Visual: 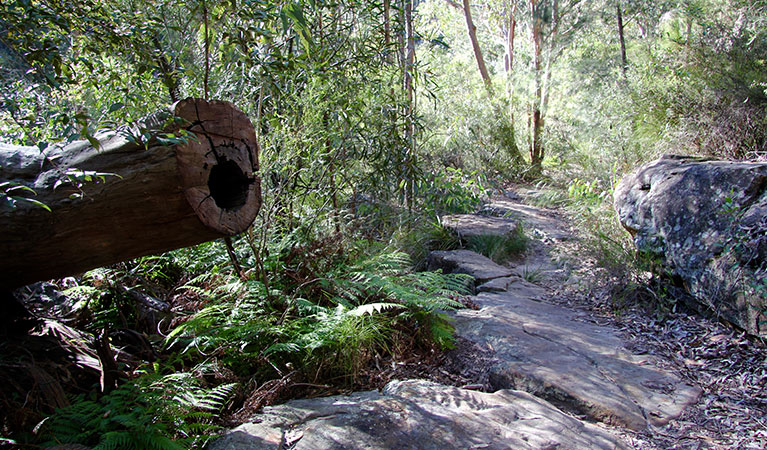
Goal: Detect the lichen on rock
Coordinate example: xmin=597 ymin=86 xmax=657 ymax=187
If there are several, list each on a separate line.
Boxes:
xmin=614 ymin=155 xmax=767 ymax=336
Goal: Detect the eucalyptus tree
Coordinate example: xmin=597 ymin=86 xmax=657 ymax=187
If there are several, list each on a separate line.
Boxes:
xmin=527 ymin=0 xmax=589 ymax=173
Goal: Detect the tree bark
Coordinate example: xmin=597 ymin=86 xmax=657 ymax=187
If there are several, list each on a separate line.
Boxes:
xmin=505 ymin=0 xmax=517 ymax=78
xmin=540 ymin=0 xmax=558 ymax=117
xmin=529 ymin=0 xmax=544 ymax=173
xmin=502 ymin=0 xmax=523 ymax=163
xmin=0 ymin=98 xmax=261 ymax=289
xmin=384 ymin=0 xmax=391 ymax=51
xmin=617 ymin=0 xmax=628 ymax=73
xmin=462 ymin=0 xmax=493 ymax=93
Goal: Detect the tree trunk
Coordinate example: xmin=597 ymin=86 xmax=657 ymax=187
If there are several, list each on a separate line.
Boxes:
xmin=403 ymin=0 xmax=416 ymax=210
xmin=540 ymin=0 xmax=558 ymax=116
xmin=617 ymin=0 xmax=628 ymax=73
xmin=505 ymin=0 xmax=517 ymax=80
xmin=384 ymin=0 xmax=391 ymax=50
xmin=462 ymin=0 xmax=493 ymax=93
xmin=503 ymin=0 xmax=522 ymax=163
xmin=0 ymin=98 xmax=261 ymax=289
xmin=529 ymin=0 xmax=544 ymax=173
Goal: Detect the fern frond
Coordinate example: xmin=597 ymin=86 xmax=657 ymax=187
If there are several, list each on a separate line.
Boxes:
xmin=94 ymin=431 xmax=132 ymax=450
xmin=348 ymin=302 xmax=402 ymax=316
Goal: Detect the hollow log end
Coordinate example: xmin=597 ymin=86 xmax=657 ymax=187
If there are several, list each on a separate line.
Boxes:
xmin=173 ymin=98 xmax=261 ymax=235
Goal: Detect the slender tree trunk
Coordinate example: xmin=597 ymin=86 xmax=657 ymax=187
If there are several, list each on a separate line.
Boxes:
xmin=529 ymin=0 xmax=544 ymax=173
xmin=540 ymin=0 xmax=558 ymax=116
xmin=505 ymin=0 xmax=518 ymax=115
xmin=384 ymin=0 xmax=392 ymax=61
xmin=617 ymin=0 xmax=628 ymax=74
xmin=503 ymin=0 xmax=522 ymax=162
xmin=505 ymin=1 xmax=517 ymax=79
xmin=403 ymin=0 xmax=416 ymax=210
xmin=152 ymin=36 xmax=180 ymax=102
xmin=202 ymin=0 xmax=210 ymax=100
xmin=462 ymin=0 xmax=493 ymax=93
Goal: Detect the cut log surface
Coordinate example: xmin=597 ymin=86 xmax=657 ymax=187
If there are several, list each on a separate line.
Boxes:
xmin=0 ymin=98 xmax=261 ymax=289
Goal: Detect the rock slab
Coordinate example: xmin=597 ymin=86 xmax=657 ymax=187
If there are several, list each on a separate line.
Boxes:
xmin=479 ymin=201 xmax=572 ymax=241
xmin=440 ymin=214 xmax=519 ymax=239
xmin=453 ymin=284 xmax=702 ymax=431
xmin=427 ymin=250 xmax=514 ymax=284
xmin=210 ymin=379 xmax=627 ymax=450
xmin=614 ymin=155 xmax=767 ymax=335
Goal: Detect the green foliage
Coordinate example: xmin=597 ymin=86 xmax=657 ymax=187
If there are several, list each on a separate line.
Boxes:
xmin=466 ymin=226 xmax=528 ymax=264
xmin=165 ymin=248 xmax=471 ymax=381
xmin=566 ymin=180 xmax=638 ymax=275
xmin=398 ymin=219 xmax=462 ymax=268
xmin=0 ymin=180 xmax=50 ymax=211
xmin=417 ymin=167 xmax=489 ymax=215
xmin=38 ymin=374 xmax=234 ymax=449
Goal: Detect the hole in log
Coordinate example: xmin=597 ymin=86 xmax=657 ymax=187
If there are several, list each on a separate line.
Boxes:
xmin=208 ymin=158 xmax=250 ymax=210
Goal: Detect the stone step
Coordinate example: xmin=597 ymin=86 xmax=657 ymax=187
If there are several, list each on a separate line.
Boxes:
xmin=478 ymin=201 xmax=572 ymax=241
xmin=427 ymin=249 xmax=514 ymax=285
xmin=440 ymin=213 xmax=519 ymax=239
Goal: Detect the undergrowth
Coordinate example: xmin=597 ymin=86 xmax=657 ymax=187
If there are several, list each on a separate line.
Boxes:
xmin=465 ymin=226 xmax=528 ymax=264
xmin=23 ymin=218 xmax=473 ymax=448
xmin=39 ymin=373 xmax=235 ymax=449
xmin=166 ymin=249 xmax=471 ymax=383
xmin=563 ymin=178 xmax=679 ymax=316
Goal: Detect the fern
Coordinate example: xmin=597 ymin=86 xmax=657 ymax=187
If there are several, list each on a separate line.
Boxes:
xmin=39 ymin=373 xmax=236 ymax=449
xmin=173 ymin=383 xmax=237 ymax=412
xmin=165 ymin=246 xmax=472 ymax=384
xmin=349 ymin=302 xmax=403 ymax=316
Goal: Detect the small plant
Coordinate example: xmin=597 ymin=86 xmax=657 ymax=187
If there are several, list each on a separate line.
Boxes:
xmin=466 ymin=226 xmax=528 ymax=264
xmin=521 ymin=265 xmax=544 ymax=283
xmin=526 ymin=182 xmax=569 ymax=208
xmin=1 ymin=179 xmax=50 ymax=211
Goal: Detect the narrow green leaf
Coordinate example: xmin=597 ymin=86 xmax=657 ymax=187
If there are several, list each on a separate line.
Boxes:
xmin=108 ymin=102 xmax=124 ymax=113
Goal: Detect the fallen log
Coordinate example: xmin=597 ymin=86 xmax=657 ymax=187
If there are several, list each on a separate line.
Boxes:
xmin=0 ymin=98 xmax=261 ymax=289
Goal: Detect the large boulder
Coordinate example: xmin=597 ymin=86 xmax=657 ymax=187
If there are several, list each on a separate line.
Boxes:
xmin=614 ymin=155 xmax=767 ymax=335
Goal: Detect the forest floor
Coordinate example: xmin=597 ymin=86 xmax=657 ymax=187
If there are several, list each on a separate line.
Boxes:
xmin=437 ymin=186 xmax=767 ymax=449
xmin=236 ymin=185 xmax=767 ymax=449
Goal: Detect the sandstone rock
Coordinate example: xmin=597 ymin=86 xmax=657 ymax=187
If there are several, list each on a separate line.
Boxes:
xmin=476 ymin=276 xmax=546 ymax=299
xmin=209 ymin=380 xmax=627 ymax=450
xmin=479 ymin=201 xmax=572 ymax=241
xmin=453 ymin=287 xmax=701 ymax=430
xmin=427 ymin=250 xmax=514 ymax=285
xmin=476 ymin=276 xmax=517 ymax=292
xmin=614 ymin=155 xmax=767 ymax=335
xmin=440 ymin=214 xmax=519 ymax=238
